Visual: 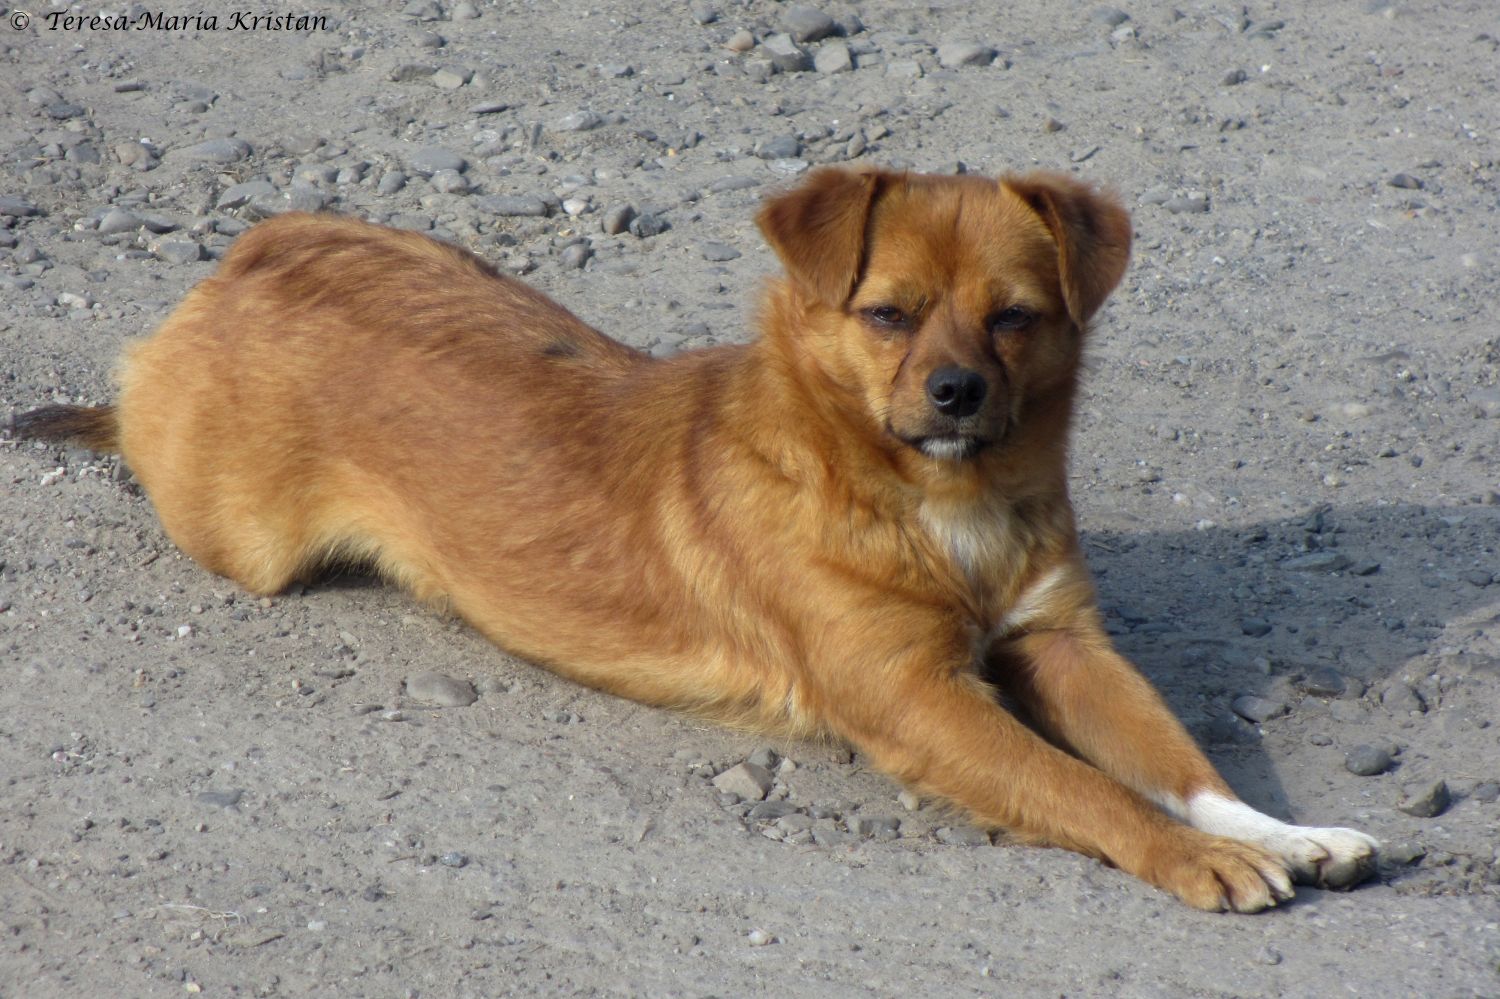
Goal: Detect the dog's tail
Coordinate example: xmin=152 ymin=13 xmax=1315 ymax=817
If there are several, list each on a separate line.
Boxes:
xmin=7 ymin=404 xmax=121 ymax=453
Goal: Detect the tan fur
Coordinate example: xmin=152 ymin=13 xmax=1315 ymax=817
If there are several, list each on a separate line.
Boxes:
xmin=21 ymin=168 xmax=1356 ymax=911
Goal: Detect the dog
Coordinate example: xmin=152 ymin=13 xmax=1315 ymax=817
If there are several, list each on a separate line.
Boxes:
xmin=11 ymin=167 xmax=1377 ymax=910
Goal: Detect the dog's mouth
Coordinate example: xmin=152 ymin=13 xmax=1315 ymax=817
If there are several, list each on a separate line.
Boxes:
xmin=906 ymin=434 xmax=990 ymax=462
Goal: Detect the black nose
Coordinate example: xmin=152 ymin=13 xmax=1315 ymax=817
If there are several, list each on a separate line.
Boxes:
xmin=925 ymin=366 xmax=987 ymax=419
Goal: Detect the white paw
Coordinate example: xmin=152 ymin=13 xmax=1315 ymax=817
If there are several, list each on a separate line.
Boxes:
xmin=1183 ymin=793 xmax=1380 ymax=890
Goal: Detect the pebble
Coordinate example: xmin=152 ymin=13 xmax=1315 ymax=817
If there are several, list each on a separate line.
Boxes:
xmin=377 ymin=171 xmax=408 ymax=196
xmin=847 ymin=815 xmax=900 ymax=839
xmin=96 ymin=208 xmax=142 ymax=235
xmin=1163 ymin=195 xmax=1210 ymax=214
xmin=762 ymin=33 xmax=813 ymax=73
xmin=0 ymin=196 xmax=41 ymax=217
xmin=814 ymin=40 xmax=854 ymax=74
xmin=748 ymin=800 xmax=798 ymax=820
xmin=602 ymin=204 xmax=637 ymax=235
xmin=558 ymin=242 xmax=591 ymax=269
xmin=701 ymin=241 xmax=741 ymax=262
xmin=478 ymin=194 xmax=550 ymax=217
xmin=217 ymin=180 xmax=277 ymax=209
xmin=628 ymin=212 xmax=668 ymax=238
xmin=1222 ymin=68 xmax=1249 ymax=85
xmin=429 ymin=169 xmax=470 ymax=194
xmin=936 ymin=826 xmax=992 ymax=847
xmin=1297 ymin=667 xmax=1348 ymax=698
xmin=1280 ymin=551 xmax=1351 ymax=573
xmin=708 ymin=175 xmax=759 ymax=194
xmin=438 ymin=851 xmax=468 ymax=868
xmin=1380 ymin=683 xmax=1426 ymax=715
xmin=1231 ymin=695 xmax=1287 ymax=724
xmin=390 ymin=63 xmax=438 ymax=83
xmin=1240 ymin=617 xmax=1272 ymax=638
xmin=152 ymin=240 xmax=204 ymax=264
xmin=937 ymin=42 xmax=996 ymax=68
xmin=176 ymin=138 xmax=252 ymax=164
xmin=431 ymin=66 xmax=472 ymax=90
xmin=1397 ymin=779 xmax=1450 ymax=818
xmin=897 ymin=790 xmax=920 ymax=812
xmin=690 ymin=2 xmax=718 ymax=25
xmin=114 ymin=141 xmax=157 ymax=170
xmin=746 ymin=747 xmax=780 ymax=770
xmin=757 ymin=134 xmax=801 ymax=159
xmin=1344 ymin=744 xmax=1393 ymax=776
xmin=406 ymin=146 xmax=467 ymax=176
xmin=1388 ymin=172 xmax=1424 ymax=190
xmin=746 ymin=929 xmax=774 ymax=947
xmin=782 ymin=5 xmax=836 ymax=43
xmin=1383 ymin=841 xmax=1425 ymax=865
xmin=556 ymin=110 xmax=604 ymax=132
xmin=404 ymin=671 xmax=478 ymax=707
xmin=725 ymin=30 xmax=755 ymax=53
xmin=196 ymin=788 xmax=244 ymax=809
xmin=1463 ymin=570 xmax=1493 ymax=588
xmin=711 ymin=762 xmax=774 ymax=801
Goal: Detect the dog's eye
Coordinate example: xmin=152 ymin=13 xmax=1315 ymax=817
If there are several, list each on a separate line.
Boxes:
xmin=866 ymin=305 xmax=908 ymax=328
xmin=988 ymin=306 xmax=1034 ymax=333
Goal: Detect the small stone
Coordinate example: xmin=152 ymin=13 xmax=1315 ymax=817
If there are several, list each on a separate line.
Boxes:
xmin=439 ymin=851 xmax=468 ymax=868
xmin=431 ymin=66 xmax=472 ymax=90
xmin=217 ymin=179 xmax=277 ymax=210
xmin=1349 ymin=561 xmax=1381 ymax=576
xmin=196 ymin=789 xmax=244 ymax=809
xmin=747 ymin=929 xmax=775 ymax=947
xmin=1383 ymin=841 xmax=1425 ymax=865
xmin=0 ymin=196 xmax=41 ymax=218
xmin=847 ymin=815 xmax=900 ymax=839
xmin=1463 ymin=570 xmax=1493 ymax=588
xmin=690 ymin=2 xmax=718 ymax=25
xmin=390 ymin=63 xmax=439 ymax=83
xmin=814 ymin=40 xmax=853 ymax=74
xmin=407 ymin=146 xmax=467 ymax=176
xmin=556 ymin=110 xmax=604 ymax=132
xmin=1344 ymin=745 xmax=1393 ymax=776
xmin=782 ymin=5 xmax=836 ymax=43
xmin=478 ymin=194 xmax=550 ymax=217
xmin=153 ymin=240 xmax=204 ymax=264
xmin=1281 ymin=551 xmax=1352 ymax=573
xmin=1232 ymin=695 xmax=1287 ymax=724
xmin=113 ymin=141 xmax=156 ymax=169
xmin=176 ymin=138 xmax=252 ymax=164
xmin=937 ymin=42 xmax=996 ymax=68
xmin=428 ymin=169 xmax=470 ymax=194
xmin=1222 ymin=68 xmax=1249 ymax=86
xmin=746 ymin=747 xmax=780 ymax=770
xmin=628 ymin=212 xmax=668 ymax=238
xmin=404 ymin=671 xmax=478 ymax=707
xmin=701 ymin=241 xmax=741 ymax=262
xmin=558 ymin=242 xmax=591 ymax=269
xmin=1471 ymin=781 xmax=1499 ymax=803
xmin=725 ymin=29 xmax=755 ymax=53
xmin=897 ymin=790 xmax=920 ymax=812
xmin=377 ymin=171 xmax=408 ymax=196
xmin=468 ymin=101 xmax=510 ymax=115
xmin=1388 ymin=172 xmax=1424 ymax=190
xmin=757 ymin=134 xmax=801 ymax=160
xmin=1297 ymin=668 xmax=1348 ymax=698
xmin=452 ymin=0 xmax=479 ymax=17
xmin=762 ymin=33 xmax=812 ymax=73
xmin=1240 ymin=617 xmax=1273 ymax=638
xmin=1163 ymin=194 xmax=1210 ymax=214
xmin=748 ymin=800 xmax=799 ymax=820
xmin=56 ymin=291 xmax=93 ymax=309
xmin=1397 ymin=779 xmax=1449 ymax=818
xmin=1380 ymin=683 xmax=1426 ymax=715
xmin=936 ymin=825 xmax=992 ymax=847
xmin=602 ymin=204 xmax=637 ymax=235
xmin=712 ymin=762 xmax=774 ymax=801
xmin=96 ymin=208 xmax=143 ymax=235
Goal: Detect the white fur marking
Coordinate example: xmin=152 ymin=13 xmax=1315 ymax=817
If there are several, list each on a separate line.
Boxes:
xmin=919 ymin=437 xmax=976 ymax=461
xmin=1185 ymin=791 xmax=1379 ymax=886
xmin=996 ymin=566 xmax=1069 ymax=637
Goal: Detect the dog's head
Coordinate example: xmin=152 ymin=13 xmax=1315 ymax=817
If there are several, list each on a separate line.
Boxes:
xmin=757 ymin=168 xmax=1130 ymax=466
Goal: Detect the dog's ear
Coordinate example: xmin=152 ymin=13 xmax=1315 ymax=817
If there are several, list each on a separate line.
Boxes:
xmin=756 ymin=167 xmax=885 ymax=306
xmin=1005 ymin=172 xmax=1132 ymax=326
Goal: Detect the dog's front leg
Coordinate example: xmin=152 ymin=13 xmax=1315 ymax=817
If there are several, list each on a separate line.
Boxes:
xmin=828 ymin=662 xmax=1292 ymax=912
xmin=993 ymin=626 xmax=1379 ymax=890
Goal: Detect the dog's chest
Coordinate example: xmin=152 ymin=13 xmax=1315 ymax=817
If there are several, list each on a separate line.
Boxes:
xmin=919 ymin=499 xmax=1033 ymax=616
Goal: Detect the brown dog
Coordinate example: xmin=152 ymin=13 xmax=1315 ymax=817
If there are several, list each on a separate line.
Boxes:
xmin=13 ymin=167 xmax=1377 ymax=910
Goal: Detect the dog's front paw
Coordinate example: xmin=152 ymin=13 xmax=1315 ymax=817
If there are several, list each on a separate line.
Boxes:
xmin=1141 ymin=829 xmax=1295 ymax=914
xmin=1270 ymin=825 xmax=1379 ymax=890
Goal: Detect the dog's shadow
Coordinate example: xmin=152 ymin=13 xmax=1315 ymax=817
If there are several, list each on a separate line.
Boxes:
xmin=1080 ymin=500 xmax=1500 ymax=821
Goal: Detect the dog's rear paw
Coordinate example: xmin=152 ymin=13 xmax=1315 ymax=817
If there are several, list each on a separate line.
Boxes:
xmin=1143 ymin=830 xmax=1294 ymax=914
xmin=1273 ymin=825 xmax=1379 ymax=890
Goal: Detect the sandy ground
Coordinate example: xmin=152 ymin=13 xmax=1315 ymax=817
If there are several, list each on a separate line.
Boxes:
xmin=3 ymin=1 xmax=1499 ymax=996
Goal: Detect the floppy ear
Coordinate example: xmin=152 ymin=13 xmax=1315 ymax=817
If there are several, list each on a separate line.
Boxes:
xmin=1004 ymin=172 xmax=1132 ymax=326
xmin=756 ymin=167 xmax=886 ymax=306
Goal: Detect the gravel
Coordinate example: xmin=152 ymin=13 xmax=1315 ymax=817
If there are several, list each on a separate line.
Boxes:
xmin=404 ymin=672 xmax=478 ymax=707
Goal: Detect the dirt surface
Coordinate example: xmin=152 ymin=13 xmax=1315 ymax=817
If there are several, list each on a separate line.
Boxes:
xmin=3 ymin=1 xmax=1500 ymax=995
